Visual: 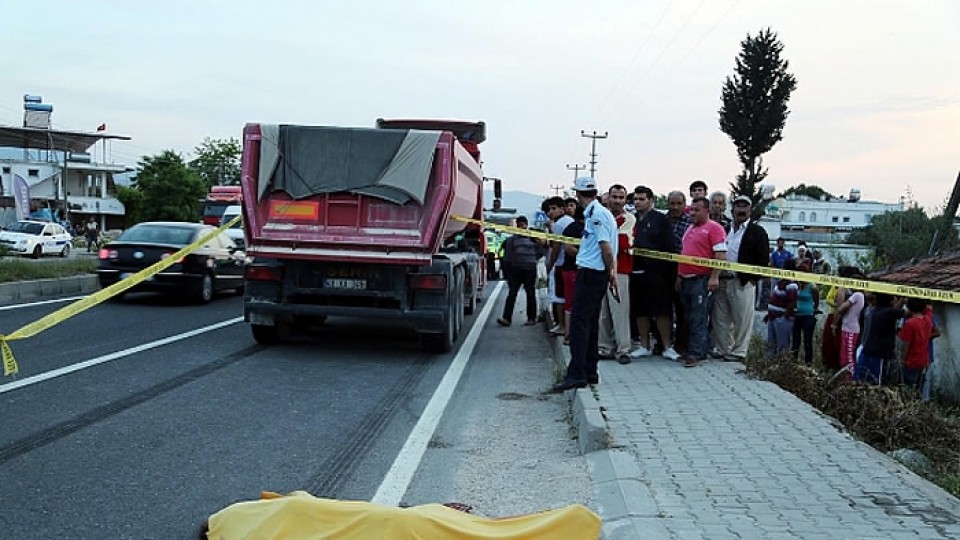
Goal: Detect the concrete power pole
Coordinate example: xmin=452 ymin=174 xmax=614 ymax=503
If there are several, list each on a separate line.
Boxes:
xmin=580 ymin=130 xmax=608 ymax=179
xmin=549 ymin=184 xmax=565 ymax=196
xmin=565 ymin=163 xmax=586 ymax=183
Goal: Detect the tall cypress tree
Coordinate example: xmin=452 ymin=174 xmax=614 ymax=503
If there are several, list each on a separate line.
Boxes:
xmin=719 ymin=28 xmax=797 ymax=219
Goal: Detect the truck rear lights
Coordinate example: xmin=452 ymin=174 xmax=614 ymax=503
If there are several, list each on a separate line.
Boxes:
xmin=408 ymin=274 xmax=446 ymax=290
xmin=269 ymin=200 xmax=319 ymax=221
xmin=246 ymin=265 xmax=283 ymax=282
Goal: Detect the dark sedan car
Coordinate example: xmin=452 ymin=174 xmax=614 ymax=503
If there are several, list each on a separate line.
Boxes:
xmin=96 ymin=222 xmax=245 ymax=303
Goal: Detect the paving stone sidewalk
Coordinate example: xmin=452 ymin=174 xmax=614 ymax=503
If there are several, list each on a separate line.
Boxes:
xmin=573 ymin=355 xmax=960 ymax=539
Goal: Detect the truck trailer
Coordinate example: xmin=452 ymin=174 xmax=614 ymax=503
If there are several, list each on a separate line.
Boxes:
xmin=240 ymin=120 xmax=487 ymax=352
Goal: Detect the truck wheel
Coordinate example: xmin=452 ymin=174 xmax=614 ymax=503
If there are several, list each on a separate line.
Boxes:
xmin=464 ymin=267 xmax=477 ymax=315
xmin=251 ymin=324 xmax=280 ymax=345
xmin=421 ymin=299 xmax=455 ymax=353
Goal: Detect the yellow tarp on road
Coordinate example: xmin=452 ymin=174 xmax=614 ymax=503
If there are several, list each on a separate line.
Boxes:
xmin=207 ymin=491 xmax=601 ymax=540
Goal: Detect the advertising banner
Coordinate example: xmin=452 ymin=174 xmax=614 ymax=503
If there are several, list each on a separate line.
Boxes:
xmin=13 ymin=174 xmax=30 ymax=220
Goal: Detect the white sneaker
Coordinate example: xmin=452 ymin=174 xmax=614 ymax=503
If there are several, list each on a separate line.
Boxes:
xmin=549 ymin=324 xmax=562 ymax=335
xmin=631 ymin=339 xmax=643 ymax=349
xmin=662 ymin=347 xmax=681 ymax=361
xmin=630 ymin=345 xmax=652 ymax=359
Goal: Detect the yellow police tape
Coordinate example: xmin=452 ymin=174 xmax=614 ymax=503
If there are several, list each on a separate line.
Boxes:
xmin=1 ymin=216 xmax=242 ymax=377
xmin=453 ymin=215 xmax=960 ymax=305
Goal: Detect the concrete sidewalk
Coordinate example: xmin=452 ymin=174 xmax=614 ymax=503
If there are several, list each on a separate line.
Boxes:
xmin=552 ymin=340 xmax=960 ymax=539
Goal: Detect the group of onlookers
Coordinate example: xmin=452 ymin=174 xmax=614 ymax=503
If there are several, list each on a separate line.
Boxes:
xmin=492 ymin=178 xmax=939 ymax=395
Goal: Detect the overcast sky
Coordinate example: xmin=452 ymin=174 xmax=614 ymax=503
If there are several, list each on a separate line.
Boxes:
xmin=3 ymin=0 xmax=957 ymax=211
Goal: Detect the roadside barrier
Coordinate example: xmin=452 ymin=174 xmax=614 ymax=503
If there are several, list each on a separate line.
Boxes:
xmin=451 ymin=215 xmax=960 ymax=305
xmin=1 ymin=216 xmax=242 ymax=377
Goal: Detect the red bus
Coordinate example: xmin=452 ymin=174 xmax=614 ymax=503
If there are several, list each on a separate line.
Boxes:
xmin=201 ymin=185 xmax=242 ymax=226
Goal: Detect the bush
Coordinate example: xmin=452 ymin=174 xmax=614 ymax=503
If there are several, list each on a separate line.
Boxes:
xmin=744 ymin=334 xmax=960 ymax=497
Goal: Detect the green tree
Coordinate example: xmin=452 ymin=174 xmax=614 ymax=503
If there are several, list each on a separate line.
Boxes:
xmin=719 ymin=28 xmax=797 ymax=219
xmin=777 ymin=183 xmax=836 ymax=201
xmin=115 ymin=185 xmax=145 ymax=227
xmin=190 ymin=137 xmax=241 ymax=189
xmin=847 ymin=207 xmax=959 ymax=265
xmin=135 ymin=150 xmax=207 ymax=222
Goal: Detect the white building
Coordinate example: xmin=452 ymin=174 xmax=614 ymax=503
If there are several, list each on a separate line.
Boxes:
xmin=765 ymin=189 xmax=904 ymax=243
xmin=0 ymin=96 xmax=132 ymax=232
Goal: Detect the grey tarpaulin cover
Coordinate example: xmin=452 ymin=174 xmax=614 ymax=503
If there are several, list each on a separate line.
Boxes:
xmin=257 ymin=125 xmax=441 ymax=205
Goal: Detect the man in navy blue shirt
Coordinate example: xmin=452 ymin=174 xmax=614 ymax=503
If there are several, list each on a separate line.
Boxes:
xmin=553 ymin=177 xmax=618 ymax=392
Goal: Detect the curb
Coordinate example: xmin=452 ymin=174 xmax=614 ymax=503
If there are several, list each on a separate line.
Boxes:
xmin=0 ymin=275 xmax=99 ymax=305
xmin=548 ymin=333 xmax=609 ymax=455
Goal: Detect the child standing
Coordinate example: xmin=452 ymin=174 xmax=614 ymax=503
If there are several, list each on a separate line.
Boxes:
xmin=834 ymin=281 xmax=865 ymax=380
xmin=898 ymin=298 xmax=934 ymax=390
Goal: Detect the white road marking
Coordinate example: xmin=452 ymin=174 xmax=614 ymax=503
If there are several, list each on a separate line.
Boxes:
xmin=372 ymin=280 xmax=504 ymax=506
xmin=0 ymin=296 xmax=88 ymax=311
xmin=0 ymin=317 xmax=243 ymax=395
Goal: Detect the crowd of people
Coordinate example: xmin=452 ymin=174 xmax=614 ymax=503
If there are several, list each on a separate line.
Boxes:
xmin=490 ymin=178 xmax=939 ymax=396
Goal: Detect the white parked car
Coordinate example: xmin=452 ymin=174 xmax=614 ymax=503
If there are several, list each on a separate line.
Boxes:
xmin=0 ymin=220 xmax=73 ymax=258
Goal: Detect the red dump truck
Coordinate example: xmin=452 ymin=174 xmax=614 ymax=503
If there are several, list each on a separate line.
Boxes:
xmin=240 ymin=119 xmax=488 ymax=352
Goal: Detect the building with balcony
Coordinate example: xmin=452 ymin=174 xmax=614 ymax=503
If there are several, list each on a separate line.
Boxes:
xmin=0 ymin=95 xmax=132 ymax=233
xmin=763 ymin=189 xmax=904 ymax=243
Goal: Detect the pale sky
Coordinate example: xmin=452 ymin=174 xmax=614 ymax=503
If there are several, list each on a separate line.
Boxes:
xmin=3 ymin=0 xmax=957 ymax=211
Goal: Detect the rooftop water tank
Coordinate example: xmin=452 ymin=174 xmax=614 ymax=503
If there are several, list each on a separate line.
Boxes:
xmin=848 ymin=189 xmax=861 ymax=202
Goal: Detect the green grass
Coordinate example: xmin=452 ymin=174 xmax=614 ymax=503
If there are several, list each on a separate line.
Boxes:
xmin=0 ymin=258 xmax=97 ymax=283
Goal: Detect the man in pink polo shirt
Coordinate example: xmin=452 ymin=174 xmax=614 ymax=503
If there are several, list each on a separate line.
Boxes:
xmin=675 ymin=197 xmax=727 ymax=367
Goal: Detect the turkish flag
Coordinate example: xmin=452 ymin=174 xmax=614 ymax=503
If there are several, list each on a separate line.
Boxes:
xmin=96 ymin=123 xmax=106 ymax=131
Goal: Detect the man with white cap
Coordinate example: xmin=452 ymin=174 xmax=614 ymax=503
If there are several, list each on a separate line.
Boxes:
xmin=553 ymin=177 xmax=619 ymax=392
xmin=711 ymin=194 xmax=770 ymax=361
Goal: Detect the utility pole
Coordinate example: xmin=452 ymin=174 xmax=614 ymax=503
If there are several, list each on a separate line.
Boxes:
xmin=580 ymin=130 xmax=608 ymax=179
xmin=565 ymin=163 xmax=586 ymax=183
xmin=550 ymin=184 xmax=565 ymax=197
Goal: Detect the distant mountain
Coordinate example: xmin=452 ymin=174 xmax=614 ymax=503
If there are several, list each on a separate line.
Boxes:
xmin=482 ymin=190 xmax=548 ymax=219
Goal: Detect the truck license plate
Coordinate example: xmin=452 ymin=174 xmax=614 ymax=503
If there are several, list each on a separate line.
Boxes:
xmin=324 ymin=278 xmax=367 ymax=290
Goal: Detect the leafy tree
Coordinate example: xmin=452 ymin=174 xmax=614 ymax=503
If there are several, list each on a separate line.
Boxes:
xmin=190 ymin=137 xmax=241 ymax=188
xmin=719 ymin=28 xmax=797 ymax=219
xmin=115 ymin=185 xmax=145 ymax=227
xmin=847 ymin=207 xmax=958 ymax=265
xmin=135 ymin=150 xmax=207 ymax=222
xmin=777 ymin=184 xmax=836 ymax=201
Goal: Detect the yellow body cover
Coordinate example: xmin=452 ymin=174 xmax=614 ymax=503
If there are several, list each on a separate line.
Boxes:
xmin=207 ymin=491 xmax=600 ymax=540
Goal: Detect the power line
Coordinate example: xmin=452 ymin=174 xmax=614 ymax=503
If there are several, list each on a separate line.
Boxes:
xmin=565 ymin=163 xmax=586 ymax=184
xmin=580 ymin=131 xmax=608 ymax=179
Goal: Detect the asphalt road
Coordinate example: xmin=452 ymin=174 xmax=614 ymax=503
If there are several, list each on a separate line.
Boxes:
xmin=0 ymin=289 xmax=468 ymax=538
xmin=0 ymin=283 xmax=589 ymax=538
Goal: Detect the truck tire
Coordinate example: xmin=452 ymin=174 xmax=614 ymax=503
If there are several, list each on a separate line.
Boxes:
xmin=251 ymin=324 xmax=280 ymax=345
xmin=464 ymin=266 xmax=477 ymax=315
xmin=421 ymin=280 xmax=456 ymax=353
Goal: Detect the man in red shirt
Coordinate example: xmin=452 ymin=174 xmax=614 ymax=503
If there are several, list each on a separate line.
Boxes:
xmin=898 ymin=297 xmax=933 ymax=390
xmin=675 ymin=197 xmax=727 ymax=367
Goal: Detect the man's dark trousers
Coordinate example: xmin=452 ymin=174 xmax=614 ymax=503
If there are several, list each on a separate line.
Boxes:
xmin=564 ymin=268 xmax=608 ymax=384
xmin=502 ymin=265 xmax=537 ymax=323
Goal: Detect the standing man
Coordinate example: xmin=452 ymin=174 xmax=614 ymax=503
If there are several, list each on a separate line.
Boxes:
xmin=554 ymin=177 xmax=618 ymax=392
xmin=497 ymin=216 xmax=543 ymax=326
xmin=711 ymin=195 xmax=769 ymax=362
xmin=689 ymin=180 xmax=708 ymax=201
xmin=770 ymin=237 xmax=792 ymax=270
xmin=666 ymin=191 xmax=691 ymax=353
xmin=85 ymin=217 xmax=100 ymax=252
xmin=709 ymin=191 xmax=732 ymax=230
xmin=630 ymin=186 xmax=681 ymax=360
xmin=676 ymin=197 xmax=727 ymax=368
xmin=598 ymin=184 xmax=636 ymax=364
xmin=544 ymin=197 xmax=573 ymax=336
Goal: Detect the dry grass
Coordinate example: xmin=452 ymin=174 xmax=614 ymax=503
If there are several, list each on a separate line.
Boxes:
xmin=743 ymin=334 xmax=960 ymax=497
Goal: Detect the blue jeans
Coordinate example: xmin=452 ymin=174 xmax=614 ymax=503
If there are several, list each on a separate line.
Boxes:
xmin=564 ymin=268 xmax=607 ymax=384
xmin=766 ymin=315 xmax=793 ymax=358
xmin=680 ymin=275 xmax=710 ymax=360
